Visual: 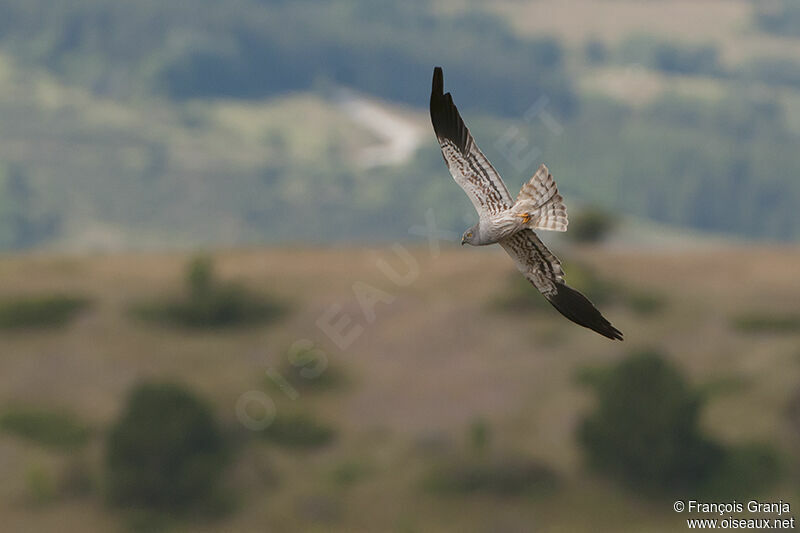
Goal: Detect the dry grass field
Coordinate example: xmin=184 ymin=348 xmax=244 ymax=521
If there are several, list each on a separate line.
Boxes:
xmin=0 ymin=244 xmax=798 ymax=531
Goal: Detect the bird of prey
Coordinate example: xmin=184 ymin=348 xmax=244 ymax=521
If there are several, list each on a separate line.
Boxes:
xmin=430 ymin=67 xmax=623 ymax=340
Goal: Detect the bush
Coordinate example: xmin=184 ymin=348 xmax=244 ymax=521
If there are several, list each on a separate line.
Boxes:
xmin=25 ymin=463 xmax=57 ymax=505
xmin=731 ymin=312 xmax=800 ymax=334
xmin=426 ymin=455 xmax=558 ymax=496
xmin=467 ymin=418 xmax=491 ymax=455
xmin=702 ymin=444 xmax=781 ymax=499
xmin=566 ymin=208 xmax=617 ymax=244
xmin=0 ymin=295 xmax=89 ymax=329
xmin=0 ymin=407 xmax=90 ymax=450
xmin=105 ymin=382 xmax=228 ymax=511
xmin=133 ymin=256 xmax=285 ymax=329
xmin=270 ymin=343 xmax=346 ymax=393
xmin=626 ymin=290 xmax=666 ymax=316
xmin=579 ymin=351 xmax=781 ymax=496
xmin=787 ymin=388 xmax=800 ymax=439
xmin=260 ymin=413 xmax=335 ymax=450
xmin=579 ymin=351 xmax=723 ymax=492
xmin=330 ymin=460 xmax=372 ymax=487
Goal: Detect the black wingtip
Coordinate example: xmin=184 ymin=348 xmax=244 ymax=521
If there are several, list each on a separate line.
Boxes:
xmin=546 ymin=283 xmax=624 ymax=341
xmin=429 ymin=66 xmax=470 ymax=154
xmin=432 ymin=66 xmax=444 ymax=97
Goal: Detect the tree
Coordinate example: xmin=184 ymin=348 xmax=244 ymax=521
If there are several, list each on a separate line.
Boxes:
xmin=579 ymin=351 xmax=722 ymax=492
xmin=105 ymin=382 xmax=228 ymax=511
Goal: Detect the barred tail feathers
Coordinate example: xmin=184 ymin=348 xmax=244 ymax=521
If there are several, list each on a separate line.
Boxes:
xmin=514 ymin=164 xmax=568 ymax=232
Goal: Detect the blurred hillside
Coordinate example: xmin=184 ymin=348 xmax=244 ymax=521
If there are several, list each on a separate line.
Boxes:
xmin=1 ymin=0 xmax=800 ymax=250
xmin=0 ymin=245 xmax=799 ymax=531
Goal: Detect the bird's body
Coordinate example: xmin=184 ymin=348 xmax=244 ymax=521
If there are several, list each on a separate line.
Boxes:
xmin=465 ymin=210 xmax=527 ymax=246
xmin=463 ymin=164 xmax=569 ymax=246
xmin=430 ymin=66 xmax=623 ymax=340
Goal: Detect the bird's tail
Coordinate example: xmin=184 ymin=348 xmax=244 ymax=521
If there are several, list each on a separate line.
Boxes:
xmin=512 ymin=164 xmax=568 ymax=232
xmin=545 ymin=282 xmax=624 ymax=340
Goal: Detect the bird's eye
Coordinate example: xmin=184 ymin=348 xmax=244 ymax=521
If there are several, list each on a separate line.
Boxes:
xmin=467 ymin=232 xmax=473 ymax=238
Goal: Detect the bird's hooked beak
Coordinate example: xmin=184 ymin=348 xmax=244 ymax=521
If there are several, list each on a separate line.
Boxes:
xmin=461 ymin=235 xmax=466 ymax=246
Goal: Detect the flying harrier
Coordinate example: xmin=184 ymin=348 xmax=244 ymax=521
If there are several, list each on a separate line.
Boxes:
xmin=430 ymin=67 xmax=623 ymax=340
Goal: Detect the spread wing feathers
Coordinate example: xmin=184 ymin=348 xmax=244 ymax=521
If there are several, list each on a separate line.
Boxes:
xmin=430 ymin=67 xmax=513 ymax=217
xmin=500 ymin=230 xmax=624 ymax=340
xmin=516 ymin=164 xmax=568 ymax=232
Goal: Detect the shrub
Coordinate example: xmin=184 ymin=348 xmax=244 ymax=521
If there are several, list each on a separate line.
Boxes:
xmin=0 ymin=295 xmax=89 ymax=329
xmin=787 ymin=387 xmax=800 ymax=438
xmin=579 ymin=351 xmax=723 ymax=492
xmin=23 ymin=457 xmax=95 ymax=505
xmin=566 ymin=208 xmax=617 ymax=244
xmin=271 ymin=347 xmax=346 ymax=393
xmin=59 ymin=456 xmax=94 ymax=498
xmin=260 ymin=413 xmax=335 ymax=450
xmin=467 ymin=418 xmax=491 ymax=455
xmin=731 ymin=312 xmax=800 ymax=334
xmin=626 ymin=290 xmax=666 ymax=316
xmin=105 ymin=382 xmax=228 ymax=511
xmin=0 ymin=407 xmax=90 ymax=450
xmin=702 ymin=444 xmax=781 ymax=499
xmin=579 ymin=351 xmax=781 ymax=496
xmin=330 ymin=460 xmax=371 ymax=487
xmin=133 ymin=256 xmax=285 ymax=329
xmin=25 ymin=463 xmax=57 ymax=505
xmin=426 ymin=455 xmax=558 ymax=496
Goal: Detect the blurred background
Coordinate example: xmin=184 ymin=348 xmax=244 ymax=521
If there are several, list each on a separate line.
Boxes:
xmin=0 ymin=0 xmax=799 ymax=531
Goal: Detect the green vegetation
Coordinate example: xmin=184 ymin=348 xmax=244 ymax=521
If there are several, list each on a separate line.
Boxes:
xmin=0 ymin=244 xmax=797 ymax=530
xmin=133 ymin=256 xmax=285 ymax=329
xmin=25 ymin=463 xmax=57 ymax=505
xmin=0 ymin=2 xmax=798 ymax=247
xmin=753 ymin=1 xmax=800 ymax=37
xmin=467 ymin=418 xmax=491 ymax=455
xmin=566 ymin=208 xmax=617 ymax=244
xmin=731 ymin=312 xmax=800 ymax=334
xmin=0 ymin=294 xmax=89 ymax=329
xmin=579 ymin=351 xmax=722 ymax=491
xmin=616 ymin=35 xmax=721 ymax=76
xmin=330 ymin=460 xmax=372 ymax=488
xmin=579 ymin=351 xmax=780 ymax=496
xmin=702 ymin=444 xmax=781 ymax=499
xmin=426 ymin=455 xmax=558 ymax=496
xmin=105 ymin=382 xmax=228 ymax=511
xmin=273 ymin=345 xmax=346 ymax=393
xmin=625 ymin=290 xmax=666 ymax=316
xmin=22 ymin=457 xmax=93 ymax=505
xmin=260 ymin=412 xmax=335 ymax=450
xmin=0 ymin=0 xmax=572 ymax=117
xmin=0 ymin=407 xmax=90 ymax=450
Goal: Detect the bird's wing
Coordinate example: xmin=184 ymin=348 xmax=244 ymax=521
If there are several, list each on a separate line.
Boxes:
xmin=500 ymin=230 xmax=624 ymax=340
xmin=430 ymin=67 xmax=513 ymax=218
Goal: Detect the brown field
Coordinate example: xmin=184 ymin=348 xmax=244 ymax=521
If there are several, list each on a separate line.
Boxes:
xmin=0 ymin=245 xmax=799 ymax=531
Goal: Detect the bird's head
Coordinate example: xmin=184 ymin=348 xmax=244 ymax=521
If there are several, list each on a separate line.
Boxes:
xmin=461 ymin=228 xmax=477 ymax=246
